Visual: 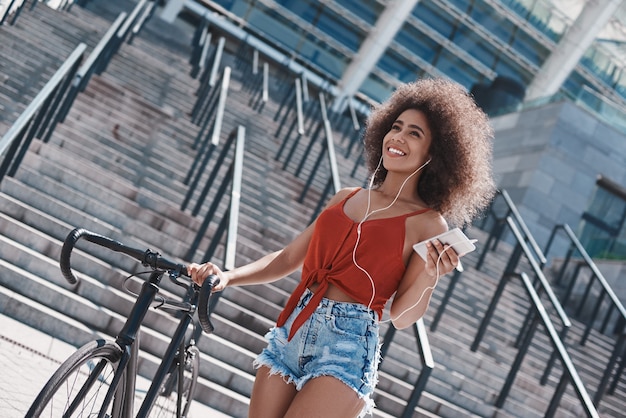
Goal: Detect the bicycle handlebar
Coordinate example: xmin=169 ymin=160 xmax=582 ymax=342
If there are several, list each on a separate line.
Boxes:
xmin=60 ymin=227 xmax=219 ymax=334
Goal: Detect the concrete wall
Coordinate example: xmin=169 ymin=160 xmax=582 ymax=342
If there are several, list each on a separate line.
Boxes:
xmin=490 ymin=100 xmax=626 ymax=260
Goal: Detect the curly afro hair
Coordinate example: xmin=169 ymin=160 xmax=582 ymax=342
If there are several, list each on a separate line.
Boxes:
xmin=362 ymin=78 xmax=496 ymax=227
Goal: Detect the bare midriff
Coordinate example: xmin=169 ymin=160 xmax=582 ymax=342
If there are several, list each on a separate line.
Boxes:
xmin=308 ymin=282 xmax=360 ymax=304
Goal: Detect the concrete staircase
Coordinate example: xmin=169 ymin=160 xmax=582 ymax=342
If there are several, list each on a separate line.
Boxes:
xmin=0 ymin=2 xmax=623 ymax=417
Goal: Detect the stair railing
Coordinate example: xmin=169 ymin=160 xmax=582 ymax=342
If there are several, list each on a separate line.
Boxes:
xmin=113 ymin=0 xmax=148 ymax=45
xmin=544 ymin=223 xmax=626 ymax=405
xmin=432 ymin=188 xmax=550 ymax=332
xmin=126 ymin=0 xmax=157 ymax=44
xmin=184 ymin=66 xmax=231 ymax=205
xmin=471 ymin=208 xmax=572 ymax=383
xmin=57 ymin=12 xmax=128 ymax=122
xmin=273 ymin=77 xmax=306 ymax=145
xmin=379 ymin=319 xmax=434 ymax=418
xmin=190 ymin=36 xmax=226 ymax=126
xmin=239 ymin=51 xmax=270 ymax=113
xmin=303 ymin=93 xmax=342 ymax=222
xmin=473 ymin=217 xmax=598 ymax=417
xmin=0 ymin=0 xmax=26 ymax=25
xmin=184 ymin=125 xmax=245 ymax=265
xmin=477 ymin=189 xmax=547 ymax=269
xmin=0 ymin=43 xmax=86 ymax=185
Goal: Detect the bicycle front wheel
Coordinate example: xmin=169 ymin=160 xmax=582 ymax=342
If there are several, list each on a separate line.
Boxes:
xmin=148 ymin=345 xmax=200 ymax=417
xmin=26 ymin=339 xmax=127 ymax=418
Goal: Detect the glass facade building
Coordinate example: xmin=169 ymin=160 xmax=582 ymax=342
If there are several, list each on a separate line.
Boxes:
xmin=203 ymin=0 xmax=626 ymax=109
xmin=193 ymin=0 xmax=626 ymax=258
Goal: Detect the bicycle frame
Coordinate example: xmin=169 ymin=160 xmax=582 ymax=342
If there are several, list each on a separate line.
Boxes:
xmin=92 ymin=268 xmax=200 ymax=418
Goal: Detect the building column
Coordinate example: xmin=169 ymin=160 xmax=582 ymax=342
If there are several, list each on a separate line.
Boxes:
xmin=160 ymin=0 xmax=185 ymax=23
xmin=525 ymin=0 xmax=623 ymax=102
xmin=332 ymin=0 xmax=419 ymax=110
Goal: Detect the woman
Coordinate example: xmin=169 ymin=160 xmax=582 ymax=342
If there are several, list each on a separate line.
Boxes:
xmin=189 ymin=77 xmax=495 ymax=417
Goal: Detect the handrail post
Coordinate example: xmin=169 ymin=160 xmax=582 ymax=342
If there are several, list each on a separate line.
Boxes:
xmin=496 ymin=300 xmax=539 ymax=407
xmin=471 ymin=269 xmax=514 ymax=352
xmin=0 ymin=44 xmax=86 ymax=184
xmin=379 ymin=319 xmax=434 ymax=418
xmin=430 ymin=269 xmax=462 ymax=332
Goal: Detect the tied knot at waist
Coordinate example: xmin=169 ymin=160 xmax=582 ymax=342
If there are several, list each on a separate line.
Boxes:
xmin=276 ymin=268 xmax=331 ymax=341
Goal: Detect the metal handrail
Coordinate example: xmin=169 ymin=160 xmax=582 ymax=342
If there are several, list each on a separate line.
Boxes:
xmin=57 ymin=12 xmax=128 ymax=123
xmin=127 ymin=0 xmax=156 ymax=44
xmin=516 ymin=271 xmax=599 ymax=418
xmin=0 ymin=0 xmax=28 ymax=26
xmin=274 ymin=77 xmax=305 ymax=144
xmin=115 ymin=0 xmax=147 ymax=43
xmin=544 ymin=223 xmax=626 ymax=404
xmin=184 ymin=67 xmax=232 ymax=210
xmin=379 ymin=319 xmax=434 ymax=418
xmin=477 ymin=189 xmax=547 ymax=269
xmin=472 ymin=217 xmax=596 ymax=417
xmin=185 ymin=126 xmax=245 ymax=264
xmin=434 ymin=189 xmax=559 ymax=334
xmin=0 ymin=44 xmax=86 ymax=183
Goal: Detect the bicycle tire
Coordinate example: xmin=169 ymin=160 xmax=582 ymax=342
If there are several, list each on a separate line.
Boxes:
xmin=147 ymin=345 xmax=200 ymax=417
xmin=26 ymin=339 xmax=127 ymax=418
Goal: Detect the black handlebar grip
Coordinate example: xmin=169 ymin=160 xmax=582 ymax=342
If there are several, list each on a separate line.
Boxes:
xmin=197 ymin=275 xmax=220 ymax=334
xmin=59 ymin=227 xmax=87 ymax=285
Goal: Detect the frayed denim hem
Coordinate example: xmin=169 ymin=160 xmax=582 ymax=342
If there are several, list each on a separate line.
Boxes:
xmin=253 ymin=353 xmax=377 ymax=417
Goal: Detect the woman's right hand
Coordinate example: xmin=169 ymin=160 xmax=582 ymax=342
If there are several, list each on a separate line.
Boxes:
xmin=188 ymin=262 xmax=228 ymax=292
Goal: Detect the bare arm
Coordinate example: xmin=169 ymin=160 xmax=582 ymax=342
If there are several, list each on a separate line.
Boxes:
xmin=188 ymin=187 xmax=358 ymax=290
xmin=390 ymin=236 xmax=461 ymax=329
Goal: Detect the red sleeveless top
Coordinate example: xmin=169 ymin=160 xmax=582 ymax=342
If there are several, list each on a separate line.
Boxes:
xmin=276 ymin=188 xmax=429 ymax=340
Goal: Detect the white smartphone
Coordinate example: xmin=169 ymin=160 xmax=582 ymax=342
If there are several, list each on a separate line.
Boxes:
xmin=412 ymin=227 xmax=478 ymax=262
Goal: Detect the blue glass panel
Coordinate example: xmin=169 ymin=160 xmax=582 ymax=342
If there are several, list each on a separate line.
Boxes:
xmin=246 ymin=7 xmax=302 ymax=51
xmin=511 ymin=30 xmax=548 ymax=66
xmin=297 ymin=33 xmax=348 ymax=79
xmin=315 ymin=8 xmax=364 ymax=52
xmin=434 ymin=50 xmax=482 ymax=90
xmin=210 ymin=0 xmax=249 ymax=14
xmin=361 ymin=73 xmax=394 ymax=103
xmin=378 ymin=49 xmax=420 ymax=83
xmin=448 ymin=0 xmax=471 ymax=13
xmin=452 ymin=25 xmax=497 ymax=68
xmin=335 ymin=0 xmax=383 ymax=25
xmin=494 ymin=58 xmax=531 ymax=84
xmin=395 ymin=24 xmax=439 ymax=64
xmin=413 ymin=1 xmax=456 ymax=38
xmin=469 ymin=0 xmax=513 ymax=44
xmin=274 ymin=0 xmax=319 ymax=24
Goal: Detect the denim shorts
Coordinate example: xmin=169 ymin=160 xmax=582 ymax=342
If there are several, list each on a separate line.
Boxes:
xmin=254 ymin=289 xmax=381 ymax=416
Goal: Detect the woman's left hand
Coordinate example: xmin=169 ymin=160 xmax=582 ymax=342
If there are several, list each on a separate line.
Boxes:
xmin=424 ymin=239 xmax=461 ymax=277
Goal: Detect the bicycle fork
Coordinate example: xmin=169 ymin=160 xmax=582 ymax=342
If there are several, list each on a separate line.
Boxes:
xmin=136 ymin=311 xmax=194 ymax=417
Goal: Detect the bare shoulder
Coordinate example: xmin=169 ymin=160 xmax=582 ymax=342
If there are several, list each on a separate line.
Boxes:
xmin=407 ymin=209 xmax=448 ymax=244
xmin=324 ymin=186 xmax=361 ymax=207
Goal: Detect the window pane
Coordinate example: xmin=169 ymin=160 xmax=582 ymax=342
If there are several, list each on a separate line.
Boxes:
xmin=335 ymin=0 xmax=383 ymax=25
xmin=452 ymin=25 xmax=498 ymax=68
xmin=579 ymin=221 xmax=614 ymax=258
xmin=378 ymin=49 xmax=420 ymax=83
xmin=469 ymin=1 xmax=513 ymax=44
xmin=587 ymin=188 xmax=626 ymax=229
xmin=315 ymin=8 xmax=364 ymax=52
xmin=435 ymin=50 xmax=482 ymax=90
xmin=395 ymin=23 xmax=440 ymax=64
xmin=361 ymin=72 xmax=394 ymax=103
xmin=510 ymin=30 xmax=549 ymax=66
xmin=413 ymin=1 xmax=457 ymax=39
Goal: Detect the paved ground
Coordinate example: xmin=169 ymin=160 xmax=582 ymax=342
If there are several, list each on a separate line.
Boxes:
xmin=0 ymin=314 xmax=233 ymax=417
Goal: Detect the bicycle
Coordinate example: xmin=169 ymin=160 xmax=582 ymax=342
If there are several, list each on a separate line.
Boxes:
xmin=25 ymin=227 xmax=220 ymax=418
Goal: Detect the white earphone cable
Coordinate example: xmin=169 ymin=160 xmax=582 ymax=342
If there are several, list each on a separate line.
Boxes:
xmin=352 ymin=157 xmax=431 ymax=311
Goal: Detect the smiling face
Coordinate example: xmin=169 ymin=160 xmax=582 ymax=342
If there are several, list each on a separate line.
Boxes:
xmin=382 ymin=108 xmax=432 ymax=175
